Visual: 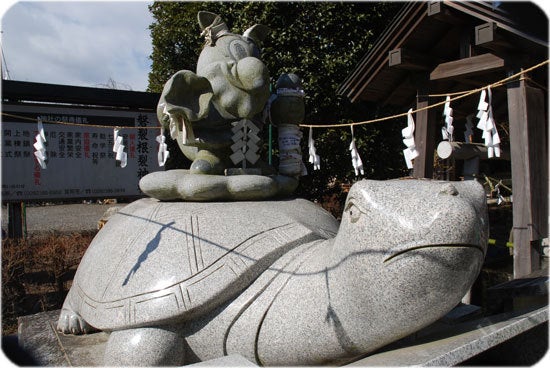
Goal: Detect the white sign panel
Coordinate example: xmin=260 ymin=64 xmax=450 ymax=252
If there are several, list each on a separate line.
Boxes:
xmin=1 ymin=104 xmax=161 ymax=201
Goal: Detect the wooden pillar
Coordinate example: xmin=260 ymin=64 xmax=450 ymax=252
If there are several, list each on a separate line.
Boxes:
xmin=7 ymin=202 xmax=26 ymax=238
xmin=507 ymin=77 xmax=548 ymax=278
xmin=413 ymin=77 xmax=436 ymax=178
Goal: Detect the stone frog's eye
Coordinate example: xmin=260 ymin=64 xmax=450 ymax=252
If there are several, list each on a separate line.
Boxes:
xmin=439 ymin=183 xmax=459 ymax=196
xmin=345 ymin=200 xmax=365 ymax=223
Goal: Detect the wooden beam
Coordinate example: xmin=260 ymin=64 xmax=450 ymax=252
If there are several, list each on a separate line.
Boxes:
xmin=427 ymin=1 xmax=442 ymax=16
xmin=339 ymin=3 xmax=427 ymax=103
xmin=475 ymin=22 xmax=516 ymax=53
xmin=388 ymin=48 xmax=432 ymax=71
xmin=430 ymin=53 xmax=505 ymax=81
xmin=412 ymin=98 xmax=436 ymax=178
xmin=427 ymin=1 xmax=464 ymax=25
xmin=507 ymin=78 xmax=548 ymax=278
xmin=2 ymin=80 xmax=159 ymax=110
xmin=413 ymin=75 xmax=436 ymax=178
xmin=380 ymin=73 xmax=414 ymax=107
xmin=436 ymin=141 xmax=510 ymax=160
xmin=475 ymin=22 xmax=497 ymax=45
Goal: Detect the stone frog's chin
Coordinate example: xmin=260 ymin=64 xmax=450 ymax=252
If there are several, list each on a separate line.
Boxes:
xmin=380 ymin=241 xmax=487 ymax=294
xmin=383 ymin=242 xmax=486 ymax=264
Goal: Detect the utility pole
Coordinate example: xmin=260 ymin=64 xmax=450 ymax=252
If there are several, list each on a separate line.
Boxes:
xmin=1 ymin=30 xmax=12 ymax=80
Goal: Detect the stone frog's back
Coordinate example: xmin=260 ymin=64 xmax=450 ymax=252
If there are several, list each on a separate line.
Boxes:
xmin=57 ymin=197 xmax=339 ymax=333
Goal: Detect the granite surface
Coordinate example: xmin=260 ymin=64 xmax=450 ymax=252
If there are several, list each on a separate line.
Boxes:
xmin=17 ymin=310 xmax=109 ymax=366
xmin=139 ymin=169 xmax=298 ymax=201
xmin=347 ymin=305 xmax=549 ymax=366
xmin=55 ymin=179 xmax=490 ymax=365
xmin=17 ymin=305 xmax=548 ymax=366
xmin=187 ymin=354 xmax=258 ymax=367
xmin=193 ymin=179 xmax=489 ymax=365
xmin=58 ymin=197 xmax=338 ymax=332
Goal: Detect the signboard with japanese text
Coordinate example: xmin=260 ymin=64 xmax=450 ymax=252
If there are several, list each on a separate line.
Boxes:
xmin=1 ymin=103 xmax=162 ymax=201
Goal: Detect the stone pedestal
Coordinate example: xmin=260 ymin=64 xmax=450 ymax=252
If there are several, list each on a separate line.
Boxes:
xmin=16 ymin=310 xmax=108 ymax=366
xmin=15 ymin=305 xmax=548 ymax=366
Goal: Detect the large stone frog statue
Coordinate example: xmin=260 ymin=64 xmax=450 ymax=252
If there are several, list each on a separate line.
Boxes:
xmin=157 ymin=11 xmax=271 ymax=175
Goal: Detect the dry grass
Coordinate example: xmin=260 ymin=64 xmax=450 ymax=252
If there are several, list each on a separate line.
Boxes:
xmin=2 ymin=231 xmax=96 ymax=335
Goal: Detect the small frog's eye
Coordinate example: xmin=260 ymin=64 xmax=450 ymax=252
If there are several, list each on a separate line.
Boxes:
xmin=345 ymin=201 xmax=363 ymax=223
xmin=228 ymin=39 xmax=251 ymax=60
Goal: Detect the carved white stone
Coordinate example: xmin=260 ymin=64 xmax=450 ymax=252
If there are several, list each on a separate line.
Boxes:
xmin=57 ymin=179 xmax=488 ymax=366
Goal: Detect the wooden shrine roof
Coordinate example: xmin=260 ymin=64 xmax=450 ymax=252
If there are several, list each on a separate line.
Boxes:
xmin=2 ymin=80 xmax=159 ymax=110
xmin=338 ymin=1 xmax=548 ymax=113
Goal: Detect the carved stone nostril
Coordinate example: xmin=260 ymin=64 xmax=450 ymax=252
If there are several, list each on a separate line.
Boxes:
xmin=440 ymin=184 xmax=459 ymax=196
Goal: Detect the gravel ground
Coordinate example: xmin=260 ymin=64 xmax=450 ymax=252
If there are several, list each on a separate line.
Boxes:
xmin=1 ymin=202 xmax=126 ymax=235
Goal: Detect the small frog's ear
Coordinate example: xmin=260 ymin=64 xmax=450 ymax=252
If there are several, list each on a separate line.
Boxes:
xmin=243 ymin=24 xmax=271 ymax=47
xmin=198 ymin=11 xmax=229 ymax=44
xmin=198 ymin=11 xmax=219 ymax=31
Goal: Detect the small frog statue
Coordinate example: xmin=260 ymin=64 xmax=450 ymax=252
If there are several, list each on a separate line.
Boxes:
xmin=267 ymin=73 xmax=307 ymax=176
xmin=157 ymin=11 xmax=271 ymax=175
xmin=142 ymin=12 xmax=299 ymax=201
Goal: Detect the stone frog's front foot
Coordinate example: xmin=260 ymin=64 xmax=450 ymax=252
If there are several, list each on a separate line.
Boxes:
xmin=57 ymin=308 xmax=96 ymax=335
xmin=103 ymin=327 xmax=186 ymax=366
xmin=189 ymin=149 xmax=225 ymax=175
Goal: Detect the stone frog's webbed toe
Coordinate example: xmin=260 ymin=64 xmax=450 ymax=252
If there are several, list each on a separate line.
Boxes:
xmin=57 ymin=308 xmax=95 ymax=335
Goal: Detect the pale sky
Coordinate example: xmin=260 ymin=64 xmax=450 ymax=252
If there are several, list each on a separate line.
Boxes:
xmin=1 ymin=0 xmax=548 ymax=93
xmin=1 ymin=1 xmax=154 ymax=91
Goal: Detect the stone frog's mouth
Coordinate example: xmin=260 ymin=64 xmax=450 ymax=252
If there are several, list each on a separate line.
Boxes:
xmin=384 ymin=243 xmax=485 ymax=263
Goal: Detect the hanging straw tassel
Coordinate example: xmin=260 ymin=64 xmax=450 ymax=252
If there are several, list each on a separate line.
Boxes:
xmin=156 ymin=127 xmax=169 ymax=167
xmin=308 ymin=127 xmax=321 ymax=171
xmin=33 ymin=117 xmax=47 ymax=169
xmin=476 ymin=87 xmax=501 ymax=158
xmin=441 ymin=95 xmax=454 ymax=141
xmin=161 ymin=103 xmax=194 ymax=145
xmin=349 ymin=125 xmax=364 ymax=176
xmin=401 ymin=108 xmax=419 ymax=169
xmin=113 ymin=128 xmax=127 ymax=168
